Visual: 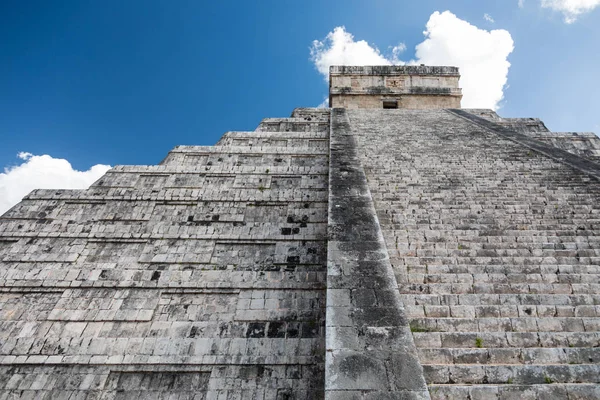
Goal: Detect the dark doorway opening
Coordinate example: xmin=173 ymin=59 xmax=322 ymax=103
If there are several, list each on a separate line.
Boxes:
xmin=383 ymin=100 xmax=398 ymax=109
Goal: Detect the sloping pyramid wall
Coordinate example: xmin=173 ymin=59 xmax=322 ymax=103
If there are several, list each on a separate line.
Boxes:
xmin=0 ymin=109 xmax=330 ymax=399
xmin=1 ymin=106 xmax=600 ymax=399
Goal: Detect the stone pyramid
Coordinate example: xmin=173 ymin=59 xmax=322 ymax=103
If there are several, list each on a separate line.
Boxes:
xmin=1 ymin=66 xmax=600 ymax=399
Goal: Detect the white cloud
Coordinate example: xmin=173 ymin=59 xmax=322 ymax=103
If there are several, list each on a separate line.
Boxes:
xmin=391 ymin=43 xmax=407 ymax=64
xmin=415 ymin=11 xmax=514 ymax=109
xmin=317 ymin=97 xmax=329 ymax=108
xmin=0 ymin=152 xmax=111 ymax=215
xmin=519 ymin=0 xmax=525 ymax=8
xmin=310 ymin=27 xmax=395 ymax=79
xmin=309 ymin=11 xmax=514 ymax=110
xmin=392 ymin=43 xmax=407 ymax=54
xmin=540 ymin=0 xmax=600 ymax=22
xmin=484 ymin=13 xmax=495 ymax=22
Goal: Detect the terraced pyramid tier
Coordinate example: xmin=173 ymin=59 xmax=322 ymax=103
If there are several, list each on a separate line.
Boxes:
xmin=0 ymin=108 xmax=330 ymax=400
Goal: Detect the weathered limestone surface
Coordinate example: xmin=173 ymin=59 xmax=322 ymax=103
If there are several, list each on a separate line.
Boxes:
xmin=0 ymin=108 xmax=330 ymax=399
xmin=348 ymin=108 xmax=600 ymax=399
xmin=326 ymin=108 xmax=429 ymax=399
xmin=466 ymin=109 xmax=600 ymax=163
xmin=329 ymin=66 xmax=462 ymax=110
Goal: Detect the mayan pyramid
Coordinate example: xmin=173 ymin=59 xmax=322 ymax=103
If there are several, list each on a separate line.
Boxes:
xmin=1 ymin=65 xmax=600 ymax=399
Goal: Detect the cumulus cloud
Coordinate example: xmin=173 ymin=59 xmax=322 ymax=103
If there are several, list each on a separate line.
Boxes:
xmin=540 ymin=0 xmax=600 ymax=22
xmin=310 ymin=11 xmax=514 ymax=110
xmin=415 ymin=11 xmax=514 ymax=109
xmin=317 ymin=97 xmax=329 ymax=108
xmin=484 ymin=13 xmax=495 ymax=22
xmin=310 ymin=27 xmax=395 ymax=78
xmin=391 ymin=43 xmax=407 ymax=64
xmin=0 ymin=152 xmax=111 ymax=215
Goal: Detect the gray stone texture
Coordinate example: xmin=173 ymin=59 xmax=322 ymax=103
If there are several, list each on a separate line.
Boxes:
xmin=0 ymin=108 xmax=330 ymax=399
xmin=466 ymin=108 xmax=600 ymax=163
xmin=348 ymin=107 xmax=600 ymax=399
xmin=329 ymin=66 xmax=462 ymax=110
xmin=325 ymin=109 xmax=429 ymax=399
xmin=2 ymin=66 xmax=600 ymax=399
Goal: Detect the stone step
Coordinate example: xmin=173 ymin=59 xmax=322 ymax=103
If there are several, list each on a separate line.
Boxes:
xmin=0 ymin=222 xmax=327 ymax=243
xmin=110 ymin=164 xmax=329 ymax=175
xmin=16 ymin=187 xmax=330 ymax=204
xmin=380 ymin=209 xmax=600 ymax=216
xmin=423 ymin=364 xmax=600 ymax=385
xmin=412 ymin=332 xmax=600 ymax=349
xmin=0 ymin=237 xmax=327 ymax=265
xmin=380 ymin=206 xmax=600 ymax=213
xmin=0 ymin=267 xmax=326 ymax=290
xmin=388 ymin=240 xmax=600 ymax=247
xmin=92 ymin=172 xmax=328 ymax=191
xmin=216 ymin=134 xmax=329 ymax=148
xmin=385 ymin=228 xmax=600 ymax=236
xmin=290 ymin=108 xmax=330 ymax=120
xmin=387 ymin=232 xmax=600 ymax=239
xmin=386 ymin=205 xmax=597 ymax=212
xmin=393 ymin=248 xmax=600 ymax=256
xmin=399 ymin=293 xmax=600 ymax=306
xmin=1 ymin=208 xmax=328 ymax=225
xmin=417 ymin=347 xmax=600 ymax=365
xmin=255 ymin=118 xmax=329 ymax=133
xmin=428 ymin=383 xmax=600 ymax=400
xmin=392 ymin=256 xmax=600 ymax=265
xmin=259 ymin=117 xmax=329 ymax=124
xmin=161 ymin=151 xmax=329 ymax=168
xmin=398 ymin=273 xmax=600 ymax=284
xmin=167 ymin=144 xmax=328 ymax=154
xmin=1 ymin=203 xmax=328 ymax=228
xmin=378 ymin=196 xmax=600 ymax=204
xmin=219 ymin=130 xmax=329 ymax=139
xmin=409 ymin=317 xmax=599 ymax=333
xmin=373 ymin=184 xmax=600 ymax=192
xmin=384 ymin=219 xmax=600 ymax=226
xmin=389 ymin=242 xmax=600 ymax=251
xmin=398 ymin=282 xmax=600 ymax=295
xmin=405 ymin=304 xmax=600 ymax=319
xmin=389 ymin=248 xmax=600 ymax=257
xmin=399 ymin=265 xmax=600 ymax=275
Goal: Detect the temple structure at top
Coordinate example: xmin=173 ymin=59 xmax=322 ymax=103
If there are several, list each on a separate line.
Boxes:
xmin=329 ymin=65 xmax=462 ymax=109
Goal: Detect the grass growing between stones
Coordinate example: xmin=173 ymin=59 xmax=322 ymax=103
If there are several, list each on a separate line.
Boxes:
xmin=409 ymin=322 xmax=433 ymax=333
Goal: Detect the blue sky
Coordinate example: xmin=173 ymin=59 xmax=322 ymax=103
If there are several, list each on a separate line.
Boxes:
xmin=1 ymin=0 xmax=599 ymax=212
